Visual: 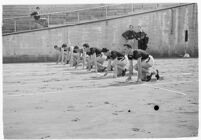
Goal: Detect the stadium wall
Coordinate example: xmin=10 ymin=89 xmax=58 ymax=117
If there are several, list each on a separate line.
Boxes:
xmin=3 ymin=4 xmax=198 ymax=63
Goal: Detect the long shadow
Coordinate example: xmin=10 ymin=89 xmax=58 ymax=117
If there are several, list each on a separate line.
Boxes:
xmin=70 ymin=71 xmax=94 ymax=75
xmin=84 ymin=73 xmax=133 ymax=81
xmin=99 ymin=79 xmax=159 ymax=88
xmin=84 ymin=75 xmax=115 ymax=80
xmin=99 ymin=81 xmax=143 ymax=88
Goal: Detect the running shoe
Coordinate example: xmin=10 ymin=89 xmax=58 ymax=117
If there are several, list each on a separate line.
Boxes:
xmin=155 ymin=69 xmax=160 ymax=80
xmin=122 ymin=69 xmax=127 ymax=76
xmin=146 ymin=73 xmax=153 ymax=82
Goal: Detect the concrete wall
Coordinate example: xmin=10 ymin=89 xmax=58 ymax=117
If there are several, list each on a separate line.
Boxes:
xmin=3 ymin=4 xmax=198 ymax=63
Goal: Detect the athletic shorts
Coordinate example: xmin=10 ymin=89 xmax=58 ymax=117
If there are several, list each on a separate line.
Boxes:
xmin=134 ymin=55 xmax=154 ymax=70
xmin=96 ymin=56 xmax=106 ymax=64
xmin=111 ymin=58 xmax=127 ymax=69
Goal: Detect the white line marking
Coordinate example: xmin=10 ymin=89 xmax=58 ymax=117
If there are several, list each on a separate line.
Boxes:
xmin=4 ymin=80 xmax=194 ymax=97
xmin=144 ymin=85 xmax=187 ymax=96
xmin=146 ymin=80 xmax=195 ymax=86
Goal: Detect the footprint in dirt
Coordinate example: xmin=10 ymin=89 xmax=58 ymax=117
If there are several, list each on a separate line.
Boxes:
xmin=112 ymin=112 xmax=118 ymax=115
xmin=72 ymin=118 xmax=80 ymax=122
xmin=41 ymin=135 xmax=50 ymax=139
xmin=147 ymin=103 xmax=156 ymax=106
xmin=64 ymin=106 xmax=76 ymax=112
xmin=35 ymin=106 xmax=43 ymax=110
xmin=132 ymin=128 xmax=140 ymax=132
xmin=115 ymin=110 xmax=124 ymax=113
xmin=86 ymin=105 xmax=94 ymax=108
xmin=131 ymin=128 xmax=151 ymax=134
xmin=104 ymin=101 xmax=110 ymax=104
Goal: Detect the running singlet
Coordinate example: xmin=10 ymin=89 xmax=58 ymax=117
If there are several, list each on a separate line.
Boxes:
xmin=128 ymin=49 xmax=149 ymax=60
xmin=73 ymin=48 xmax=83 ymax=53
xmin=107 ymin=51 xmax=125 ymax=60
xmin=86 ymin=47 xmax=102 ymax=57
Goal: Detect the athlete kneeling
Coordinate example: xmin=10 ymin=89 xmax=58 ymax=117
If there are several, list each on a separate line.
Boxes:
xmin=124 ymin=44 xmax=159 ymax=82
xmin=101 ymin=48 xmax=127 ymax=78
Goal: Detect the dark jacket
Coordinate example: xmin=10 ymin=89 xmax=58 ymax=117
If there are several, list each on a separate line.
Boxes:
xmin=30 ymin=11 xmax=40 ymax=20
xmin=136 ymin=31 xmax=149 ymax=50
xmin=122 ymin=30 xmax=137 ymax=40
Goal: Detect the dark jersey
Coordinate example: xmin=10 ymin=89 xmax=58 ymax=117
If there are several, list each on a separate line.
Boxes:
xmin=73 ymin=48 xmax=83 ymax=54
xmin=107 ymin=51 xmax=125 ymax=60
xmin=86 ymin=47 xmax=102 ymax=56
xmin=136 ymin=31 xmax=148 ymax=50
xmin=128 ymin=49 xmax=149 ymax=60
xmin=30 ymin=11 xmax=40 ymax=20
xmin=122 ymin=30 xmax=137 ymax=40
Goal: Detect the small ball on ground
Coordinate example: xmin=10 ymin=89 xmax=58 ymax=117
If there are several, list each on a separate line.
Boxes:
xmin=154 ymin=105 xmax=159 ymax=111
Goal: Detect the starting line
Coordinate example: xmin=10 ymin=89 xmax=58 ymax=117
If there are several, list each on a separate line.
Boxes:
xmin=4 ymin=80 xmax=194 ymax=97
xmin=144 ymin=85 xmax=187 ymax=96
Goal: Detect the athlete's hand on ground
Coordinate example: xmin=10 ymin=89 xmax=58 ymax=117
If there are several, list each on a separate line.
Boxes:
xmin=113 ymin=75 xmax=117 ymax=78
xmin=103 ymin=73 xmax=108 ymax=76
xmin=136 ymin=79 xmax=142 ymax=83
xmin=126 ymin=77 xmax=132 ymax=82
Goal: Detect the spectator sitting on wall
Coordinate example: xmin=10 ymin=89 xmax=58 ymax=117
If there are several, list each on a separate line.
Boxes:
xmin=136 ymin=25 xmax=149 ymax=51
xmin=30 ymin=7 xmax=48 ymax=27
xmin=30 ymin=7 xmax=40 ymax=20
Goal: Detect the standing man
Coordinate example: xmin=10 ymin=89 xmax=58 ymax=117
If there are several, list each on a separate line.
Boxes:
xmin=136 ymin=25 xmax=149 ymax=51
xmin=122 ymin=25 xmax=137 ymax=48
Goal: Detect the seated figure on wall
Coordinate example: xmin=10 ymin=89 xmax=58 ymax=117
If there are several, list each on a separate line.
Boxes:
xmin=30 ymin=7 xmax=48 ymax=27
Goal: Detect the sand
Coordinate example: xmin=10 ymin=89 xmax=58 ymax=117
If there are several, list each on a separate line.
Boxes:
xmin=3 ymin=58 xmax=198 ymax=139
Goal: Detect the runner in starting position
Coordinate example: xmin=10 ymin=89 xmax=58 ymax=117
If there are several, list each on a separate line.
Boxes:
xmin=101 ymin=48 xmax=128 ymax=78
xmin=83 ymin=43 xmax=106 ymax=72
xmin=124 ymin=44 xmax=160 ymax=82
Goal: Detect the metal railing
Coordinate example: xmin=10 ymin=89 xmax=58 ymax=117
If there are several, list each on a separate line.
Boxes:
xmin=2 ymin=3 xmax=180 ymax=34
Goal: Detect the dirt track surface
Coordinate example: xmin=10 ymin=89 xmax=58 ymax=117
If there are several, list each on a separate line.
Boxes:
xmin=3 ymin=58 xmax=198 ymax=138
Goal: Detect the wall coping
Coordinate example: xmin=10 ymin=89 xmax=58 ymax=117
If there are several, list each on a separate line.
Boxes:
xmin=3 ymin=3 xmax=195 ymax=37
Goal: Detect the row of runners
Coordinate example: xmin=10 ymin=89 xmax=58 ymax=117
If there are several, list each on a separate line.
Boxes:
xmin=54 ymin=43 xmax=160 ymax=82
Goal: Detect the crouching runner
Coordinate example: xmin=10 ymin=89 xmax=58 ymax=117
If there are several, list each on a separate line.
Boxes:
xmin=124 ymin=44 xmax=160 ymax=82
xmin=83 ymin=43 xmax=106 ymax=72
xmin=70 ymin=46 xmax=84 ymax=69
xmin=101 ymin=48 xmax=127 ymax=78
